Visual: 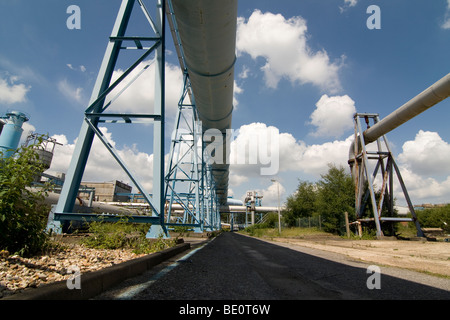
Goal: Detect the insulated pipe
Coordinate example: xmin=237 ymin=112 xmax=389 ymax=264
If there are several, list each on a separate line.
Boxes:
xmin=43 ymin=192 xmax=139 ymax=216
xmin=165 ymin=203 xmax=281 ymax=214
xmin=99 ymin=202 xmax=281 ymax=214
xmin=218 ymin=205 xmax=282 ymax=214
xmin=363 ymin=73 xmax=450 ymax=144
xmin=171 ymin=0 xmax=236 ymax=132
xmin=171 ymin=0 xmax=237 ymax=205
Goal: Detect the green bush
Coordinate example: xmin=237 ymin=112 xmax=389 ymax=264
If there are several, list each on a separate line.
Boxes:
xmin=243 ymin=212 xmax=279 ymax=236
xmin=0 ymin=140 xmax=52 ymax=256
xmin=284 ymin=164 xmax=355 ymax=235
xmin=414 ymin=205 xmax=450 ymax=233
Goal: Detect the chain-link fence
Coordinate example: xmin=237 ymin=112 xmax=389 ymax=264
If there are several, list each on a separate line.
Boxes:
xmin=295 ymin=215 xmax=322 ymax=229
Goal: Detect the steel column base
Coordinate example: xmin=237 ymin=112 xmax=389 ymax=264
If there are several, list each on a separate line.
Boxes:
xmin=146 ymin=224 xmax=170 ymax=239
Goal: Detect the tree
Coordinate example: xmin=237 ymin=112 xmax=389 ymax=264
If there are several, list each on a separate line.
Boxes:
xmin=284 ymin=180 xmax=317 ymax=227
xmin=316 ymin=164 xmax=355 ymax=234
xmin=415 ymin=205 xmax=450 ymax=234
xmin=0 ymin=139 xmax=52 ymax=256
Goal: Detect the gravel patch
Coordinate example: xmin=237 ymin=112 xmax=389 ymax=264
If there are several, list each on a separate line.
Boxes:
xmin=0 ymin=243 xmax=146 ymax=299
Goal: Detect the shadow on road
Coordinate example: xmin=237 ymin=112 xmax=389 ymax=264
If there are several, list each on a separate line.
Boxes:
xmin=102 ymin=232 xmax=449 ymax=300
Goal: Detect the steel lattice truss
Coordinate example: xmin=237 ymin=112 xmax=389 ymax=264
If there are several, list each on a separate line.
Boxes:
xmin=350 ymin=113 xmax=424 ymax=238
xmin=47 ymin=0 xmax=223 ymax=238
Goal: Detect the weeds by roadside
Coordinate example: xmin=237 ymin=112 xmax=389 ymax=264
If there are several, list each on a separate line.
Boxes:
xmin=240 ymin=226 xmax=333 ymax=239
xmin=80 ymin=217 xmax=179 ymax=254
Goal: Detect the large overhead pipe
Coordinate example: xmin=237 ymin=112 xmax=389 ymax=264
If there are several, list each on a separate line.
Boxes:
xmin=349 ymin=73 xmax=450 ymax=179
xmin=363 ymin=73 xmax=450 ymax=144
xmin=170 ymin=0 xmax=238 ymax=205
xmin=348 ymin=74 xmax=450 ymax=238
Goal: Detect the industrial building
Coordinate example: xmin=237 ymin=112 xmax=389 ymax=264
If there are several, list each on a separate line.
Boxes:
xmin=79 ymin=180 xmax=132 ymax=203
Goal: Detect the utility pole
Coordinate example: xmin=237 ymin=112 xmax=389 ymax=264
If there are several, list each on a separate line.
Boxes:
xmin=271 ymin=179 xmax=281 ymax=235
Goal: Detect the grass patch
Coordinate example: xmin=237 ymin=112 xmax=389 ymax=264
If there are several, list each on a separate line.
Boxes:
xmin=239 ymin=226 xmax=331 ymax=239
xmin=80 ymin=218 xmax=179 ymax=254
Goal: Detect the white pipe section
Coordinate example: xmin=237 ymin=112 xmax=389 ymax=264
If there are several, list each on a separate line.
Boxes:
xmin=171 ymin=0 xmax=237 ymax=132
xmin=170 ymin=0 xmax=238 ymax=205
xmin=99 ymin=201 xmax=282 ymax=214
xmin=219 ymin=205 xmax=282 ymax=213
xmin=363 ymin=73 xmax=450 ymax=144
xmin=43 ymin=192 xmax=139 ymax=215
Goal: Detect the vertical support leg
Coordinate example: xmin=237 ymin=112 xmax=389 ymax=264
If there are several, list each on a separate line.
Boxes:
xmin=48 ymin=0 xmax=135 ymax=233
xmin=352 ymin=113 xmax=425 ymax=239
xmin=147 ymin=0 xmax=168 ymax=238
xmin=356 ymin=116 xmax=384 ymax=238
xmin=392 ymin=161 xmax=425 ymax=238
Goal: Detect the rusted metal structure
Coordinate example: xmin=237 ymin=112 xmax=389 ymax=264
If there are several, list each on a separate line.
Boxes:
xmin=349 ymin=73 xmax=450 ymax=238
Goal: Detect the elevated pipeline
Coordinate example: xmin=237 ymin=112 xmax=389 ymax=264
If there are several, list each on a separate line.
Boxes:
xmin=364 ymin=73 xmax=450 ymax=144
xmin=349 ymin=73 xmax=450 ymax=166
xmin=98 ymin=201 xmax=282 ymax=214
xmin=170 ymin=0 xmax=238 ymax=205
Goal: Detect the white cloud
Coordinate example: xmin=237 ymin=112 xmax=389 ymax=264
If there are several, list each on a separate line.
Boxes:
xmin=339 ymin=0 xmax=358 ymax=13
xmin=51 ymin=134 xmax=69 ymax=146
xmin=309 ymin=94 xmax=356 ymax=138
xmin=237 ymin=10 xmax=343 ymax=93
xmin=106 ymin=61 xmax=184 ymax=119
xmin=47 ymin=127 xmax=156 ymax=192
xmin=398 ymin=130 xmax=450 ymax=177
xmin=229 ymin=122 xmax=282 ymax=177
xmin=443 ymin=20 xmax=450 ymax=30
xmin=57 ymin=79 xmax=84 ymax=104
xmin=390 ymin=130 xmax=450 ymax=204
xmin=345 ymin=0 xmax=358 ymax=6
xmin=229 ymin=173 xmax=248 ymax=187
xmin=300 ymin=136 xmax=353 ymax=175
xmin=20 ymin=122 xmax=36 ymax=144
xmin=443 ymin=1 xmax=450 ymax=29
xmin=228 ymin=125 xmax=450 ymax=206
xmin=48 ymin=122 xmax=357 ymax=207
xmin=233 ymin=80 xmax=243 ymax=109
xmin=397 ymin=167 xmax=450 ymax=202
xmin=239 ymin=66 xmax=250 ymax=79
xmin=67 ymin=64 xmax=86 ymax=73
xmin=0 ymin=75 xmax=30 ymax=104
xmin=229 ymin=123 xmax=353 ymax=184
xmin=249 ymin=180 xmax=286 ymax=206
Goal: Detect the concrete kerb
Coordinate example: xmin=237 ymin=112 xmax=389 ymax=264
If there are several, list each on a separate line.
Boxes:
xmin=3 ymin=242 xmax=191 ymax=300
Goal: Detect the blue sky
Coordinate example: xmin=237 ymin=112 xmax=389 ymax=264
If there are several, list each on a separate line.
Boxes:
xmin=1 ymin=0 xmax=450 ymax=207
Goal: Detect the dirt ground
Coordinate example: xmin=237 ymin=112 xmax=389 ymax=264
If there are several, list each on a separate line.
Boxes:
xmin=271 ymin=235 xmax=450 ymax=278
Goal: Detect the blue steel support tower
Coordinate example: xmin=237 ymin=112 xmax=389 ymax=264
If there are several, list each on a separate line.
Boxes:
xmin=47 ymin=0 xmax=237 ymax=237
xmin=47 ymin=0 xmax=167 ymax=237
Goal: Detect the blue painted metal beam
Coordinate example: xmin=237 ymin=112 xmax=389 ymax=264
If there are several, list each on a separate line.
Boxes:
xmin=54 ymin=213 xmax=161 ymax=224
xmin=146 ymin=0 xmax=167 ymax=238
xmin=54 ymin=0 xmax=136 ymax=217
xmin=49 ymin=0 xmax=168 ymax=238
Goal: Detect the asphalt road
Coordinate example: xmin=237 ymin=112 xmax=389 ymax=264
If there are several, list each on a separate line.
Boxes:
xmin=95 ymin=232 xmax=450 ymax=300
